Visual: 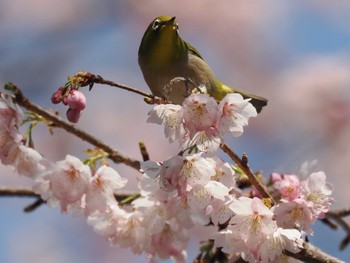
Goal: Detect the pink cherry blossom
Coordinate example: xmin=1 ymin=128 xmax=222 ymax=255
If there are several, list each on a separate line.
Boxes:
xmin=146 ymin=219 xmax=188 ymax=263
xmin=186 ymin=129 xmax=221 ymax=153
xmin=209 ymin=156 xmax=236 ymax=189
xmin=177 ymin=153 xmax=216 ymax=192
xmin=243 ymin=228 xmax=302 ymax=263
xmin=144 ymin=153 xmax=217 ymax=194
xmin=209 ymin=197 xmax=235 ymax=225
xmin=0 ymin=94 xmax=24 ymax=165
xmin=187 ymin=181 xmax=230 ymax=225
xmin=300 ymin=171 xmax=333 ymax=218
xmin=182 ymin=94 xmax=219 ymax=135
xmin=147 ymin=104 xmax=184 ymax=143
xmin=15 ymin=145 xmax=51 ymax=179
xmin=218 ymin=93 xmax=257 ymax=137
xmin=0 ymin=137 xmax=20 ymax=165
xmin=32 ymin=176 xmax=59 ymax=208
xmin=274 ymin=198 xmax=314 ymax=233
xmin=46 ymin=155 xmax=91 ymax=211
xmin=274 ymin=174 xmax=301 ymax=201
xmin=270 ymin=172 xmax=283 ymax=184
xmin=214 ymin=196 xmax=304 ymax=262
xmin=87 ymin=204 xmax=129 ymax=238
xmin=229 ymin=197 xmax=277 ymax=239
xmin=0 ymin=93 xmax=23 ymax=129
xmin=85 ymin=165 xmax=127 ymax=215
xmin=226 ymin=197 xmax=277 ymax=259
xmin=114 ymin=211 xmax=151 ymax=254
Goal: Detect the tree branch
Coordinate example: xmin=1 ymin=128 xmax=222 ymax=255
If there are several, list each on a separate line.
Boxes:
xmin=284 ymin=241 xmax=345 ymax=263
xmin=0 ymin=187 xmax=40 ymax=198
xmin=220 ymin=143 xmax=275 ymax=204
xmin=326 ymin=209 xmax=350 ymax=250
xmin=4 ymin=83 xmax=141 ymax=170
xmin=0 ymin=187 xmax=139 ymax=211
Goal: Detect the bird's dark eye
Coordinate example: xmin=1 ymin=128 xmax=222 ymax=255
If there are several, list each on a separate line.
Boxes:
xmin=152 ymin=19 xmax=161 ymax=30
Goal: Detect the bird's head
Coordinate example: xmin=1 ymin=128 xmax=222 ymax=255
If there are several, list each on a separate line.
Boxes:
xmin=138 ymin=16 xmax=185 ymax=65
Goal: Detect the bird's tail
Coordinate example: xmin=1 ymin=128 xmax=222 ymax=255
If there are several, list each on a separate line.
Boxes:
xmin=214 ymin=83 xmax=268 ymax=113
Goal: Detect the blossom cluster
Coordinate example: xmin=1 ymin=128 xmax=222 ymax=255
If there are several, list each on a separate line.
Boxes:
xmin=143 ymin=94 xmax=333 ymax=262
xmin=140 ymin=155 xmax=332 ymax=262
xmin=0 ymin=94 xmax=187 ymax=262
xmin=147 ymin=93 xmax=257 ymax=153
xmin=0 ymin=92 xmax=334 ymax=263
xmin=271 ymin=172 xmax=333 ymax=234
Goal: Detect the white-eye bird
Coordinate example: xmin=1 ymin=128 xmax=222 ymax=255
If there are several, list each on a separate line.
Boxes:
xmin=138 ymin=16 xmax=268 ymax=113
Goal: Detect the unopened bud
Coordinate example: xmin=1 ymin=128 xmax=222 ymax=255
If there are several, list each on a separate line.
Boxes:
xmin=51 ymin=87 xmax=64 ymax=104
xmin=66 ymin=108 xmax=81 ymax=123
xmin=67 ymin=90 xmax=86 ymax=110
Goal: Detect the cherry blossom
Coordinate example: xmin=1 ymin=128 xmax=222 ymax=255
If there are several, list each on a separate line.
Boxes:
xmin=14 ymin=145 xmax=51 ymax=179
xmin=0 ymin=93 xmax=23 ymax=130
xmin=45 ymin=155 xmax=91 ymax=211
xmin=242 ymin=228 xmax=302 ymax=263
xmin=218 ymin=93 xmax=257 ymax=137
xmin=0 ymin=94 xmax=23 ymax=165
xmin=87 ymin=204 xmax=130 ymax=239
xmin=274 ymin=198 xmax=314 ymax=233
xmin=147 ymin=104 xmax=184 ymax=143
xmin=300 ymin=171 xmax=333 ymax=218
xmin=182 ymin=94 xmax=220 ymax=137
xmin=274 ymin=174 xmax=301 ymax=201
xmin=85 ymin=165 xmax=127 ymax=215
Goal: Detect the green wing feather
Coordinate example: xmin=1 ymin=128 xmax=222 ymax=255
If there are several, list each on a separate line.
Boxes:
xmin=185 ymin=41 xmax=268 ymax=113
xmin=185 ymin=41 xmax=204 ymax=60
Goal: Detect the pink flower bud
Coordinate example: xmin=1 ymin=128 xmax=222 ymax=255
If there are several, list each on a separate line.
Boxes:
xmin=62 ymin=97 xmax=68 ymax=105
xmin=67 ymin=90 xmax=86 ymax=110
xmin=66 ymin=108 xmax=81 ymax=123
xmin=270 ymin=173 xmax=282 ymax=184
xmin=51 ymin=87 xmax=64 ymax=104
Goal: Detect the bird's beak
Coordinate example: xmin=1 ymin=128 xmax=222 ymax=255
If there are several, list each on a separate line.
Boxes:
xmin=167 ymin=16 xmax=176 ymax=26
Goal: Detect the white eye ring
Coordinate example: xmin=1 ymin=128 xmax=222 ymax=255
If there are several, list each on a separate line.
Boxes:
xmin=152 ymin=19 xmax=161 ymax=30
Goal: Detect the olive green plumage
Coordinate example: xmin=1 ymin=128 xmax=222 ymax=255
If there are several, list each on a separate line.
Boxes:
xmin=138 ymin=16 xmax=268 ymax=113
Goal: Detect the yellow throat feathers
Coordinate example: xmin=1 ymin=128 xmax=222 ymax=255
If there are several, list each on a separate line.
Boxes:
xmin=150 ymin=25 xmax=178 ymax=66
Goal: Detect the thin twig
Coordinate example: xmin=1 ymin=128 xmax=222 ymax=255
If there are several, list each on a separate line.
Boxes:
xmin=24 ymin=198 xmax=46 ymax=212
xmin=78 ymin=72 xmax=151 ymax=97
xmin=4 ymin=83 xmax=141 ymax=170
xmin=0 ymin=187 xmax=40 ymax=198
xmin=320 ymin=217 xmax=338 ymax=230
xmin=0 ymin=187 xmax=44 ymax=212
xmin=0 ymin=187 xmax=139 ymax=210
xmin=138 ymin=141 xmax=150 ymax=161
xmin=220 ymin=143 xmax=275 ymax=204
xmin=75 ymin=72 xmax=169 ymax=104
xmin=327 ymin=210 xmax=350 ymax=250
xmin=328 ymin=208 xmax=350 ymax=218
